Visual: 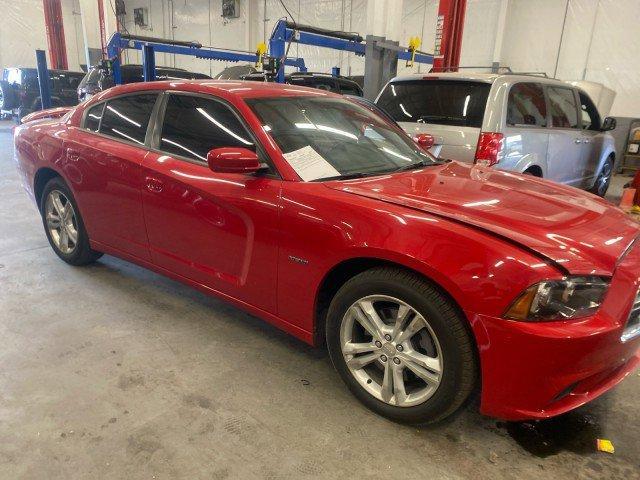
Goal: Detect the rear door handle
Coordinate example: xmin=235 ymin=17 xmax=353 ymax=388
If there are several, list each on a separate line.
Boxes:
xmin=574 ymin=139 xmax=583 ymax=144
xmin=145 ymin=177 xmax=164 ymax=193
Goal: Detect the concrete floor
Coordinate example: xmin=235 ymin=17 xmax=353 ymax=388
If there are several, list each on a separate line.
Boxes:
xmin=0 ymin=120 xmax=638 ymax=479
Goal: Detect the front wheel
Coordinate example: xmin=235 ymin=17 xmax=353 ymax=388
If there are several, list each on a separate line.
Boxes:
xmin=326 ymin=267 xmax=477 ymax=425
xmin=590 ymin=157 xmax=613 ymax=197
xmin=40 ymin=177 xmax=102 ymax=266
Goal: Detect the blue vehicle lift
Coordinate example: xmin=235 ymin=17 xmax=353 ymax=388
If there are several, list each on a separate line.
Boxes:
xmin=105 ymin=32 xmax=307 ymax=85
xmin=35 ymin=49 xmax=53 ymax=110
xmin=33 ymin=23 xmax=432 ymax=111
xmin=268 ymin=19 xmax=434 ymax=98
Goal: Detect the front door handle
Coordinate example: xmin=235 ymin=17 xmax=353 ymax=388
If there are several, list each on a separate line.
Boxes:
xmin=145 ymin=177 xmax=164 ymax=193
xmin=574 ymin=138 xmax=583 ymax=144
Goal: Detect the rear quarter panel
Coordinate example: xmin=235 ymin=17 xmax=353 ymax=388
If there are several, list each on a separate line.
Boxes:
xmin=14 ymin=119 xmax=69 ymax=206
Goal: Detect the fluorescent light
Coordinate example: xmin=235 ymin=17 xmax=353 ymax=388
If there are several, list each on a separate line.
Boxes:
xmin=196 ymin=107 xmax=252 ymax=145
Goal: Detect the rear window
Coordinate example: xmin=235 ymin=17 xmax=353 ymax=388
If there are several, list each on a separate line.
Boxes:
xmin=78 ymin=68 xmax=103 ymax=89
xmin=376 ymin=79 xmax=490 ymax=127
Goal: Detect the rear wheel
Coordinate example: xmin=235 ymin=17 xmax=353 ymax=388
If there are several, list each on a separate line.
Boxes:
xmin=590 ymin=157 xmax=613 ymax=197
xmin=40 ymin=177 xmax=102 ymax=266
xmin=326 ymin=267 xmax=477 ymax=424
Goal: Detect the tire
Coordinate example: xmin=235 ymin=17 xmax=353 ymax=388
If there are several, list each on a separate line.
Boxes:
xmin=40 ymin=177 xmax=102 ymax=266
xmin=326 ymin=267 xmax=477 ymax=425
xmin=0 ymin=81 xmax=18 ymax=110
xmin=590 ymin=157 xmax=613 ymax=197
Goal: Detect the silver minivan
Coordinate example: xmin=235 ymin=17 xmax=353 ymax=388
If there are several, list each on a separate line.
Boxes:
xmin=375 ymin=73 xmax=617 ymax=196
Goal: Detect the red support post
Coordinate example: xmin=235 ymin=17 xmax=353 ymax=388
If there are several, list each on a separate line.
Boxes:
xmin=97 ymin=0 xmax=107 ymax=59
xmin=42 ymin=0 xmax=68 ymax=70
xmin=433 ymin=0 xmax=467 ymax=72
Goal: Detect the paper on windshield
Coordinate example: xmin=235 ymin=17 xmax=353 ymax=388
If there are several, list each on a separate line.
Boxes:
xmin=282 ymin=146 xmax=340 ymax=181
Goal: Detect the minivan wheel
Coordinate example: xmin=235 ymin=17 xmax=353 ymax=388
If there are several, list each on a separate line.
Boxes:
xmin=40 ymin=177 xmax=102 ymax=266
xmin=326 ymin=267 xmax=477 ymax=425
xmin=591 ymin=158 xmax=613 ymax=197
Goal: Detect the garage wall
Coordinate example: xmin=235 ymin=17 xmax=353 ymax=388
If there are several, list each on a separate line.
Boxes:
xmin=0 ymin=0 xmax=86 ymax=72
xmin=453 ymin=0 xmax=640 ymax=117
xmin=118 ymin=0 xmax=254 ymax=77
xmin=0 ymin=0 xmax=49 ymax=70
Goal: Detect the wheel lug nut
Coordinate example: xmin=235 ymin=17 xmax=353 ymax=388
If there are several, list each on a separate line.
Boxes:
xmin=393 ymin=357 xmax=401 ymax=365
xmin=384 ymin=334 xmax=392 ymax=341
xmin=375 ymin=341 xmax=382 ymax=348
xmin=380 ymin=355 xmax=387 ymax=362
xmin=396 ymin=344 xmax=403 ymax=352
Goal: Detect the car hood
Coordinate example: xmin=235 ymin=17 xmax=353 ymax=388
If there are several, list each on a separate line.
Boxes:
xmin=325 ymin=161 xmax=639 ymax=275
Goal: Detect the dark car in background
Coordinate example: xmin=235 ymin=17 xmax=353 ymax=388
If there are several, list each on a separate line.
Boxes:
xmin=77 ymin=63 xmax=212 ymax=102
xmin=0 ymin=67 xmax=85 ymax=122
xmin=241 ymin=71 xmax=363 ymax=96
xmin=213 ymin=64 xmax=258 ymax=80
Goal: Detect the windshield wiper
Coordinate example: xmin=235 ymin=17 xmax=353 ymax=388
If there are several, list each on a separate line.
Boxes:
xmin=311 ymin=172 xmax=368 ymax=182
xmin=394 ymin=159 xmax=444 ymax=172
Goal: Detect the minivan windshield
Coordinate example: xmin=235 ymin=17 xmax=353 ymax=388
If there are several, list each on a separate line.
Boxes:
xmin=376 ymin=79 xmax=490 ymax=127
xmin=246 ymin=96 xmax=437 ymax=181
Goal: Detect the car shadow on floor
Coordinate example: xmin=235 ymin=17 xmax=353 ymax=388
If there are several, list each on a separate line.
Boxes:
xmin=77 ymin=254 xmax=632 ymax=466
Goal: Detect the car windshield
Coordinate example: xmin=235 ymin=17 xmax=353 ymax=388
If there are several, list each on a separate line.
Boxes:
xmin=78 ymin=68 xmax=103 ymax=89
xmin=376 ymin=80 xmax=490 ymax=127
xmin=246 ymin=96 xmax=437 ymax=181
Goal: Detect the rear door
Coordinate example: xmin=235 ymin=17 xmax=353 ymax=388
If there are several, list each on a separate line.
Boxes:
xmin=545 ymin=85 xmax=583 ymax=186
xmin=376 ymin=79 xmax=490 ymax=162
xmin=141 ymin=92 xmax=281 ymax=312
xmin=502 ymin=82 xmax=549 ymax=174
xmin=64 ymin=93 xmax=159 ymax=260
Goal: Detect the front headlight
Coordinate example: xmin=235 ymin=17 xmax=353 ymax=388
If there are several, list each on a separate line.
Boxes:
xmin=504 ymin=276 xmax=609 ymax=321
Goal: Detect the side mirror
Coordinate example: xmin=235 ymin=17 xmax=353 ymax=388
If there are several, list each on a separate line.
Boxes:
xmin=602 ymin=117 xmax=616 ymax=131
xmin=413 ymin=133 xmax=435 ymax=150
xmin=207 ymin=147 xmax=261 ymax=174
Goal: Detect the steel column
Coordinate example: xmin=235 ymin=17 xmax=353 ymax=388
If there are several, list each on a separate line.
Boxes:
xmin=433 ymin=0 xmax=467 ymax=72
xmin=97 ymin=0 xmax=108 ymax=59
xmin=35 ymin=50 xmax=52 ymax=110
xmin=142 ymin=44 xmax=156 ymax=82
xmin=42 ymin=0 xmax=68 ymax=70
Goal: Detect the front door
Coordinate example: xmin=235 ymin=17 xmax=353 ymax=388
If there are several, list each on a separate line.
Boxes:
xmin=578 ymin=91 xmax=604 ymax=188
xmin=545 ymin=86 xmax=584 ymax=186
xmin=141 ymin=93 xmax=281 ymax=313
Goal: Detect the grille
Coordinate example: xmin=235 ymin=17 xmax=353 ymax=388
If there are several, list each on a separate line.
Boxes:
xmin=622 ymin=288 xmax=640 ymax=342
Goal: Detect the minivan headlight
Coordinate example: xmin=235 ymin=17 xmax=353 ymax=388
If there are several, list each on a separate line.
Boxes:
xmin=504 ymin=276 xmax=609 ymax=321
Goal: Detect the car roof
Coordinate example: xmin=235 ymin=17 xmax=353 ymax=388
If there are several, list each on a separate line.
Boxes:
xmin=94 ymin=79 xmax=344 ymax=100
xmin=389 ymin=72 xmax=568 ymax=86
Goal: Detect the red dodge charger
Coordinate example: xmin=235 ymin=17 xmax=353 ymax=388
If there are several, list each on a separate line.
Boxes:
xmin=13 ymin=80 xmax=640 ymax=424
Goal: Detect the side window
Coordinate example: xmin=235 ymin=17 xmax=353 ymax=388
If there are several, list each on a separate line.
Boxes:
xmin=506 ymin=83 xmax=547 ymax=127
xmin=84 ymin=103 xmax=105 ymax=132
xmin=159 ymin=94 xmax=254 ymax=162
xmin=579 ymin=91 xmax=601 ymax=131
xmin=99 ymin=94 xmax=158 ymax=145
xmin=547 ymin=87 xmax=579 ymax=129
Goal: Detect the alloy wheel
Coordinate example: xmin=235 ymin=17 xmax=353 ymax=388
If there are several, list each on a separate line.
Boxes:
xmin=45 ymin=190 xmax=79 ymax=254
xmin=596 ymin=161 xmax=612 ymax=196
xmin=339 ymin=295 xmax=443 ymax=407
